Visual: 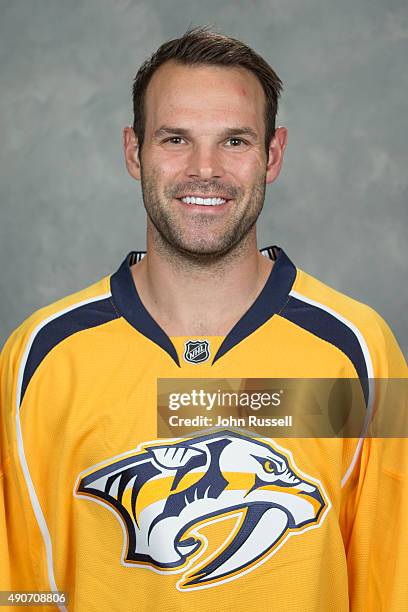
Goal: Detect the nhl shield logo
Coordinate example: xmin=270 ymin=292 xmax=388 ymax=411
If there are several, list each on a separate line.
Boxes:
xmin=184 ymin=340 xmax=210 ymax=364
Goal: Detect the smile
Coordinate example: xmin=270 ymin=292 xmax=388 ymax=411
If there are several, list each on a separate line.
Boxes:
xmin=179 ymin=196 xmax=227 ymax=206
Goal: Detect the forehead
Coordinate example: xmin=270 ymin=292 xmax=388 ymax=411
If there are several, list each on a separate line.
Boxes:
xmin=144 ymin=60 xmax=266 ymax=132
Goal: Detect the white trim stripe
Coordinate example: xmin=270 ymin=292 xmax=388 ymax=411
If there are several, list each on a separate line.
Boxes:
xmin=15 ymin=292 xmax=112 ymax=611
xmin=288 ymin=289 xmax=375 ymax=487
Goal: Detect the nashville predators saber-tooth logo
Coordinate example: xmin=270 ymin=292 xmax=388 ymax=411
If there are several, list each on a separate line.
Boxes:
xmin=75 ymin=431 xmax=330 ymax=590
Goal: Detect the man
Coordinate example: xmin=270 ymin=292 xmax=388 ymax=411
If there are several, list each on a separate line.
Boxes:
xmin=0 ymin=26 xmax=407 ymax=612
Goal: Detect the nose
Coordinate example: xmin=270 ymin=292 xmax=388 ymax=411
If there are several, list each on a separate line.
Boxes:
xmin=185 ymin=143 xmax=225 ymax=180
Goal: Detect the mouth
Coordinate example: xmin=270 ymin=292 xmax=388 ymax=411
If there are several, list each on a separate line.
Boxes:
xmin=174 ymin=195 xmax=233 ymax=209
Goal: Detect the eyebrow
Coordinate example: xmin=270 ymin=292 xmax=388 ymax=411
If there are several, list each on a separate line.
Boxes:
xmin=153 ymin=125 xmax=259 ymax=141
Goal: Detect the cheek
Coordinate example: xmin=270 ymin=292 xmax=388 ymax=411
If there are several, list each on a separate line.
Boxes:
xmin=142 ymin=157 xmax=172 ymax=188
xmin=150 ymin=147 xmax=186 ymax=170
xmin=235 ymin=168 xmax=265 ymax=195
xmin=227 ymin=153 xmax=266 ymax=180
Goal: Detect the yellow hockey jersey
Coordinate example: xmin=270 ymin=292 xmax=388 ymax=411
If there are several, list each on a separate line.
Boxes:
xmin=0 ymin=245 xmax=407 ymax=611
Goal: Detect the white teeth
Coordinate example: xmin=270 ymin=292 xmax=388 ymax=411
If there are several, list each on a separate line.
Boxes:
xmin=180 ymin=196 xmax=227 ymax=206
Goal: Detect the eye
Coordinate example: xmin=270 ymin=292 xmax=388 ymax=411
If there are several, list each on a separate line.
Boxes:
xmin=225 ymin=137 xmax=248 ymax=147
xmin=163 ymin=136 xmax=185 ymax=145
xmin=263 ymin=460 xmax=277 ymax=474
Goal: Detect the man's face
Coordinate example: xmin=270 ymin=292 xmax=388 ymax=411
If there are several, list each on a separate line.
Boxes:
xmin=125 ymin=60 xmax=286 ymax=257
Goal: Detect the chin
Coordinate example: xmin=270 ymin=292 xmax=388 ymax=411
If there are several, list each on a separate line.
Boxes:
xmin=173 ymin=239 xmax=238 ymax=259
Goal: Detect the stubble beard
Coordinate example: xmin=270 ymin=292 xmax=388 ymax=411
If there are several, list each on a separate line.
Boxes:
xmin=140 ymin=164 xmax=267 ymax=262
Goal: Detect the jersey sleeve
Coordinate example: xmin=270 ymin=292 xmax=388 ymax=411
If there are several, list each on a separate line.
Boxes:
xmin=0 ymin=330 xmax=16 ymax=590
xmin=340 ymin=312 xmax=408 ymax=610
xmin=0 ymin=463 xmax=10 ymax=590
xmin=0 ymin=326 xmax=42 ymax=593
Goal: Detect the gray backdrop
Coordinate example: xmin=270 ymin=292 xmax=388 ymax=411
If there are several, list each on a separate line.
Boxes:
xmin=1 ymin=0 xmax=407 ymax=358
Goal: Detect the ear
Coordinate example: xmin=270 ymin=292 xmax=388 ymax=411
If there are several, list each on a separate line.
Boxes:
xmin=123 ymin=126 xmax=141 ymax=180
xmin=265 ymin=126 xmax=288 ymax=185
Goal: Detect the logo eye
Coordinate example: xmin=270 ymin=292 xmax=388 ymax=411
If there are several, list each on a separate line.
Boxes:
xmin=264 ymin=460 xmax=277 ymax=474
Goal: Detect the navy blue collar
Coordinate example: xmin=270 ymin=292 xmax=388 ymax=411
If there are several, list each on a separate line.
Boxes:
xmin=110 ymin=245 xmax=297 ymax=367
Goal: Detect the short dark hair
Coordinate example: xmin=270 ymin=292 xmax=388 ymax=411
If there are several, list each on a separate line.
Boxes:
xmin=132 ymin=25 xmax=283 ymax=156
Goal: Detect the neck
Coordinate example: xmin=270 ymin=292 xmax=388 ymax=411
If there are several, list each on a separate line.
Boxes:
xmin=130 ymin=225 xmax=273 ymax=336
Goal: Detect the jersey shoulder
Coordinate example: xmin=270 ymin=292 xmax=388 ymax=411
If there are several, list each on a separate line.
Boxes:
xmin=289 ymin=267 xmax=407 ymax=377
xmin=0 ymin=273 xmax=115 ymax=466
xmin=1 ymin=272 xmax=114 ymax=372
